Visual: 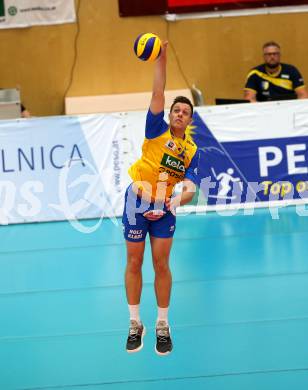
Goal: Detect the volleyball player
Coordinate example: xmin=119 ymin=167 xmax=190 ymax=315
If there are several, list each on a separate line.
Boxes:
xmin=123 ymin=42 xmax=199 ymax=355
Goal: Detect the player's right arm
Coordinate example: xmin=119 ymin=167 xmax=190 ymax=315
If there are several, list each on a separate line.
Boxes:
xmin=145 ymin=41 xmax=169 ymax=139
xmin=149 ymin=41 xmax=168 ymax=115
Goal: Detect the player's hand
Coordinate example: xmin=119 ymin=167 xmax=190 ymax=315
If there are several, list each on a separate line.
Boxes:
xmin=143 ymin=210 xmax=165 ymax=221
xmin=162 ymin=41 xmax=168 ymax=51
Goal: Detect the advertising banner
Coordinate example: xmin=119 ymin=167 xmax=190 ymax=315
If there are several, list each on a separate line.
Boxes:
xmin=0 ymin=100 xmax=308 ymax=225
xmin=0 ymin=114 xmax=133 ymax=225
xmin=194 ymin=100 xmax=308 ymax=208
xmin=0 ymin=0 xmax=75 ymax=28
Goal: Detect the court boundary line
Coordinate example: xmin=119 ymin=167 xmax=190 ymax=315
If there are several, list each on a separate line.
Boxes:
xmin=17 ymin=366 xmax=308 ymax=390
xmin=1 ymin=267 xmax=308 ymax=297
xmin=2 ymin=314 xmax=308 ymax=343
xmin=1 ymin=268 xmax=308 ymax=297
xmin=2 ymin=222 xmax=308 ymax=255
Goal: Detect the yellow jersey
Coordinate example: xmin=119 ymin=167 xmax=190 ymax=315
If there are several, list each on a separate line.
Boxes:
xmin=128 ymin=110 xmax=199 ymax=200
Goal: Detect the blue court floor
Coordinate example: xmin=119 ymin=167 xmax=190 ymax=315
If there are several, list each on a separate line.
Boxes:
xmin=1 ymin=206 xmax=308 ymax=389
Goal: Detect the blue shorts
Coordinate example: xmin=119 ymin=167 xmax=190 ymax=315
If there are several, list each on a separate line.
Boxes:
xmin=122 ymin=184 xmax=176 ymax=242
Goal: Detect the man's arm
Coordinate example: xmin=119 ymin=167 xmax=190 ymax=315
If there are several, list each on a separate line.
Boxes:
xmin=149 ymin=41 xmax=168 ymax=114
xmin=244 ymin=70 xmax=258 ymax=102
xmin=244 ymin=88 xmax=257 ymax=102
xmin=296 ymin=86 xmax=308 ymax=99
xmin=21 ymin=109 xmax=31 ymax=118
xmin=21 ymin=103 xmax=31 ymax=118
xmin=290 ymin=66 xmax=308 ymax=99
xmin=166 ymin=179 xmax=196 ymax=214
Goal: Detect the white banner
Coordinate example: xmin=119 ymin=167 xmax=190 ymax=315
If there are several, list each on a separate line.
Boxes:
xmin=0 ymin=113 xmax=132 ymax=225
xmin=0 ymin=0 xmax=75 ymax=28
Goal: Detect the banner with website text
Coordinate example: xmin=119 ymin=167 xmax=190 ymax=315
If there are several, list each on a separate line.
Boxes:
xmin=0 ymin=99 xmax=308 ymax=225
xmin=0 ymin=0 xmax=75 ymax=28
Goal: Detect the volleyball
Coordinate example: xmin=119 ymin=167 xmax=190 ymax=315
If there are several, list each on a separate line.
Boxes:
xmin=134 ymin=33 xmax=162 ymax=61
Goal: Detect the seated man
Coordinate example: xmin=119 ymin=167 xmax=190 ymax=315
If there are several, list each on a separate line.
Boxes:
xmin=244 ymin=41 xmax=308 ymax=102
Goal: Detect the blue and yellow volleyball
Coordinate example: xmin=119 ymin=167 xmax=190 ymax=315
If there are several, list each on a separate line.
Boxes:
xmin=134 ymin=33 xmax=162 ymax=61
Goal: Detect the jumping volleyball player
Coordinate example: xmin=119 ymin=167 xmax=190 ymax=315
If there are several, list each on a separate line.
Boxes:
xmin=122 ymin=40 xmax=199 ymax=355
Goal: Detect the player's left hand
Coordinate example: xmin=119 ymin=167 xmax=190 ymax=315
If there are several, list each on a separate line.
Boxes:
xmin=143 ymin=210 xmax=165 ymax=221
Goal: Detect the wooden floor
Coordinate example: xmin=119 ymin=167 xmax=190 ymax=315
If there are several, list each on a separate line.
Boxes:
xmin=1 ymin=206 xmax=308 ymax=389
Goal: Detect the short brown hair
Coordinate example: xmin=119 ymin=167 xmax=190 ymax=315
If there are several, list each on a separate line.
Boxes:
xmin=263 ymin=41 xmax=280 ymax=50
xmin=170 ymin=96 xmax=193 ymax=117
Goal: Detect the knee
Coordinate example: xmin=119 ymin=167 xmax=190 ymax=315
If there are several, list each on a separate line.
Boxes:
xmin=153 ymin=259 xmax=170 ymax=275
xmin=127 ymin=256 xmax=143 ymax=274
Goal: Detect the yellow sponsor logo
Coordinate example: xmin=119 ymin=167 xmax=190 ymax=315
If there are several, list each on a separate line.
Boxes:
xmin=261 ymin=180 xmax=308 ymax=197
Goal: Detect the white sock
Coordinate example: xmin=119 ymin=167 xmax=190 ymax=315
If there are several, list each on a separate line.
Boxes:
xmin=128 ymin=304 xmax=140 ymax=323
xmin=157 ymin=306 xmax=169 ymax=325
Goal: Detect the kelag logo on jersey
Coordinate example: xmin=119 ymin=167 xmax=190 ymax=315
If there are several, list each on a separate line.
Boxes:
xmin=161 ymin=153 xmax=185 ymax=173
xmin=191 ymin=112 xmax=259 ymax=206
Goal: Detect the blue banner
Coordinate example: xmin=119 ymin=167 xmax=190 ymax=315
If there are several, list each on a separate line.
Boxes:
xmin=191 ymin=101 xmax=308 ymax=207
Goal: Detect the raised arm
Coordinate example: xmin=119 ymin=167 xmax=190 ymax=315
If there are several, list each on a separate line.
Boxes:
xmin=149 ymin=41 xmax=168 ymax=114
